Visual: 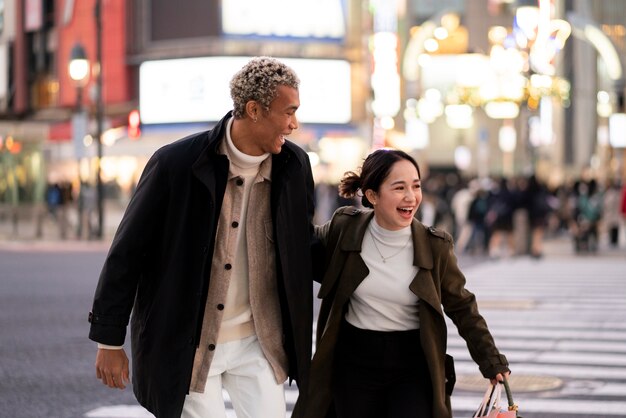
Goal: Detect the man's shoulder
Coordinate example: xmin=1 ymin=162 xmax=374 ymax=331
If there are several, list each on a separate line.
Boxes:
xmin=282 ymin=140 xmax=309 ymax=163
xmin=155 ymin=113 xmax=230 ymax=161
xmin=160 ymin=130 xmax=211 ymax=155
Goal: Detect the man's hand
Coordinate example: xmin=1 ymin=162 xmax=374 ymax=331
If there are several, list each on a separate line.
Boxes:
xmin=95 ymin=348 xmax=130 ymax=389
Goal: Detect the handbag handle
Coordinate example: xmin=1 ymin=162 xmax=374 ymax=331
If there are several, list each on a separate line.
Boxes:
xmin=473 ymin=384 xmax=495 ymax=418
xmin=502 ymin=376 xmax=519 ymax=413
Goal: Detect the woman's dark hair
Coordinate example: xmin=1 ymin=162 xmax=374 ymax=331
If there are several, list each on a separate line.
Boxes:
xmin=339 ymin=149 xmax=421 ymax=208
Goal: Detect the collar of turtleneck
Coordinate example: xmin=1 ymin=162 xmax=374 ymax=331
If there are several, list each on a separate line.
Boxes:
xmin=225 ymin=117 xmax=269 ymax=173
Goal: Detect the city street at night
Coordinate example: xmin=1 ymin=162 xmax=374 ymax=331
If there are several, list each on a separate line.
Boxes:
xmin=1 ymin=1 xmax=626 ymax=417
xmin=1 ymin=237 xmax=624 ymax=417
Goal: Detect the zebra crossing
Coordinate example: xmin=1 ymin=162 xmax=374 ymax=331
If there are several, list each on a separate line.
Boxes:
xmin=447 ymin=255 xmax=626 ymax=417
xmin=284 ymin=254 xmax=626 ymax=417
xmin=86 ymin=253 xmax=626 ymax=417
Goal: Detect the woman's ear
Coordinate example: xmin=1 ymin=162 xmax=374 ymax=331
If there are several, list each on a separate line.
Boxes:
xmin=364 ymin=189 xmax=377 ymax=206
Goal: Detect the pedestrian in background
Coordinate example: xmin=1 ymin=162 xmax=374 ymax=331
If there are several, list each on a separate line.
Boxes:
xmin=523 ymin=174 xmax=552 ymax=258
xmin=293 ymin=149 xmax=510 ymax=418
xmin=621 ymin=181 xmax=626 ymax=235
xmin=88 ymin=57 xmax=316 ymax=418
xmin=574 ymin=179 xmax=603 ymax=252
xmin=466 ymin=181 xmax=491 ymax=255
xmin=486 ymin=177 xmax=517 ymax=259
xmin=450 ymin=178 xmax=476 ymax=253
xmin=603 ymin=179 xmax=622 ymax=248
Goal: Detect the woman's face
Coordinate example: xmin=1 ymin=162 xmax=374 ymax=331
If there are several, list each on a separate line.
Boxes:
xmin=366 ymin=159 xmax=422 ymax=231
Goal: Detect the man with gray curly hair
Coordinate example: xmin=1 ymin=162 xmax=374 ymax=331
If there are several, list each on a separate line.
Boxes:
xmin=89 ymin=57 xmax=316 ymax=417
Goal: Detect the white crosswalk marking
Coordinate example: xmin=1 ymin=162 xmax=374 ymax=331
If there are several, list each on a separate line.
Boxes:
xmin=448 ymin=256 xmax=626 ymax=417
xmin=89 ymin=255 xmax=626 ymax=417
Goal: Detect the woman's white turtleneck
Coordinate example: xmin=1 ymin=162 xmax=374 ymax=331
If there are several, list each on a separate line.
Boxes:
xmin=345 ymin=217 xmax=420 ymax=331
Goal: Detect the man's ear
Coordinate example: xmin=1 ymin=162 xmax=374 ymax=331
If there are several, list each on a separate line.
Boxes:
xmin=245 ymin=101 xmax=259 ymax=121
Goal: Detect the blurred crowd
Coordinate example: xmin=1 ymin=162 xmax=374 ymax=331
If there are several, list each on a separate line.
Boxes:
xmin=315 ymin=172 xmax=626 ymax=258
xmin=14 ymin=171 xmax=626 ymax=254
xmin=419 ymin=173 xmax=625 ymax=258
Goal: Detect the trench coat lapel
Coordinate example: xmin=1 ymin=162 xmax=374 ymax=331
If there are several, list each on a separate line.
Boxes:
xmin=409 ymin=221 xmax=444 ymax=317
xmin=335 ymin=211 xmax=372 ymax=300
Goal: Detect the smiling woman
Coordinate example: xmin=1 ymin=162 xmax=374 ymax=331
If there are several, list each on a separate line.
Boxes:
xmin=292 ymin=148 xmax=511 ymax=418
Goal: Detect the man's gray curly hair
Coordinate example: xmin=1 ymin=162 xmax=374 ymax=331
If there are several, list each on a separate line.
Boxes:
xmin=230 ymin=57 xmax=300 ymax=119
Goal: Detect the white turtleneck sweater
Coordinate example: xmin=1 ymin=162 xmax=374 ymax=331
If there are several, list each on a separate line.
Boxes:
xmin=219 ymin=117 xmax=270 ymax=342
xmin=345 ymin=218 xmax=420 ymax=331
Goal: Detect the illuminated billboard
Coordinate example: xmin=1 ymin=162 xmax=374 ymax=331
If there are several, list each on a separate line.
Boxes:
xmin=139 ymin=57 xmax=352 ymax=124
xmin=222 ymin=0 xmax=346 ymax=40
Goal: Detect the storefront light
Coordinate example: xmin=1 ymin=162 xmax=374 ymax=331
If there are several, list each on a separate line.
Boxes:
xmin=515 ymin=6 xmax=539 ymax=41
xmin=405 ymin=118 xmax=429 ymax=149
xmin=445 ymin=104 xmax=473 ymax=129
xmin=454 ymin=146 xmax=472 ymax=170
xmin=596 ymin=90 xmax=613 ymax=118
xmin=417 ymin=98 xmax=443 ymax=124
xmin=485 ymin=101 xmax=520 ymax=119
xmin=380 ymin=116 xmax=395 ymax=130
xmin=423 ymin=38 xmax=439 ymax=53
xmin=530 ymin=73 xmax=552 ymax=89
xmin=498 ymin=123 xmax=517 ymax=152
xmin=433 ymin=27 xmax=448 ymax=40
xmin=609 ymin=113 xmax=626 ymax=148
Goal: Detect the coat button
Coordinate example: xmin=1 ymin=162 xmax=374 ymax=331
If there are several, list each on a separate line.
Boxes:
xmin=217 ymin=304 xmax=224 ymax=310
xmin=231 ymin=221 xmax=239 ymax=228
xmin=236 ymin=178 xmax=244 ymax=186
xmin=224 ymin=263 xmax=232 ymax=270
xmin=208 ymin=344 xmax=216 ymax=351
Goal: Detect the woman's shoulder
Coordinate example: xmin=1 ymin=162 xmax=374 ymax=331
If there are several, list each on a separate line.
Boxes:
xmin=330 ymin=206 xmax=372 ymax=224
xmin=333 ymin=205 xmax=367 ymax=216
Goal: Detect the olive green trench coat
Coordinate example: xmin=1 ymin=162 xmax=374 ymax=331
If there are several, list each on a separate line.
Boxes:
xmin=293 ymin=207 xmax=510 ymax=418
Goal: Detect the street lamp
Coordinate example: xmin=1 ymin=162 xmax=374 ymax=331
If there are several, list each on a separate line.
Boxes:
xmin=66 ymin=0 xmax=104 ymax=239
xmin=69 ymin=44 xmax=89 ymax=105
xmin=69 ymin=43 xmax=90 ymax=239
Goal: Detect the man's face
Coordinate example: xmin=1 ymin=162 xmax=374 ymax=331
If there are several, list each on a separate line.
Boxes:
xmin=251 ymin=85 xmax=300 ymax=155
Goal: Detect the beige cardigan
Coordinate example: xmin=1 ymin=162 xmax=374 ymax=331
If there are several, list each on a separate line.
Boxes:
xmin=189 ymin=138 xmax=287 ymax=392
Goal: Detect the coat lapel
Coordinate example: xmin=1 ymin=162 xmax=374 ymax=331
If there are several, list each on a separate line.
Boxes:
xmin=335 ymin=210 xmax=373 ymax=299
xmin=409 ymin=221 xmax=444 ymax=317
xmin=191 ymin=114 xmax=230 ymax=198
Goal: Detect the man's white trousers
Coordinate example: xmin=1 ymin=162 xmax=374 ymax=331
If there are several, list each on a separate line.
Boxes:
xmin=181 ymin=335 xmax=286 ymax=418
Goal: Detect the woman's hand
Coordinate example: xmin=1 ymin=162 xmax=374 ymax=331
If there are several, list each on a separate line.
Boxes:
xmin=490 ymin=371 xmax=510 ymax=386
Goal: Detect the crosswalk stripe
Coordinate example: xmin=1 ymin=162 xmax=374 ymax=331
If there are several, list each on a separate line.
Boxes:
xmin=451 ymin=396 xmax=626 ymax=415
xmin=449 ymin=338 xmax=626 ymax=353
xmin=448 ymin=256 xmax=626 ymax=417
xmin=453 ymin=361 xmax=626 ymax=379
xmin=450 ymin=347 xmax=626 ymax=366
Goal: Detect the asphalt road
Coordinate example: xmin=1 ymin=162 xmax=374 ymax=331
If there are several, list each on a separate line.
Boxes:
xmin=0 ymin=243 xmax=139 ymax=418
xmin=1 ymin=238 xmax=625 ymax=417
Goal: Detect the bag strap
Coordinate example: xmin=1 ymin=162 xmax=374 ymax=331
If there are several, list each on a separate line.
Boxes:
xmin=473 ymin=384 xmax=496 ymax=418
xmin=502 ymin=376 xmax=519 ymax=413
xmin=486 ymin=382 xmax=502 ymax=412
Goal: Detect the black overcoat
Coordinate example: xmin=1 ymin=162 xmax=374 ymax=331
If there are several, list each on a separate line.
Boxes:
xmin=88 ymin=112 xmax=315 ymax=417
